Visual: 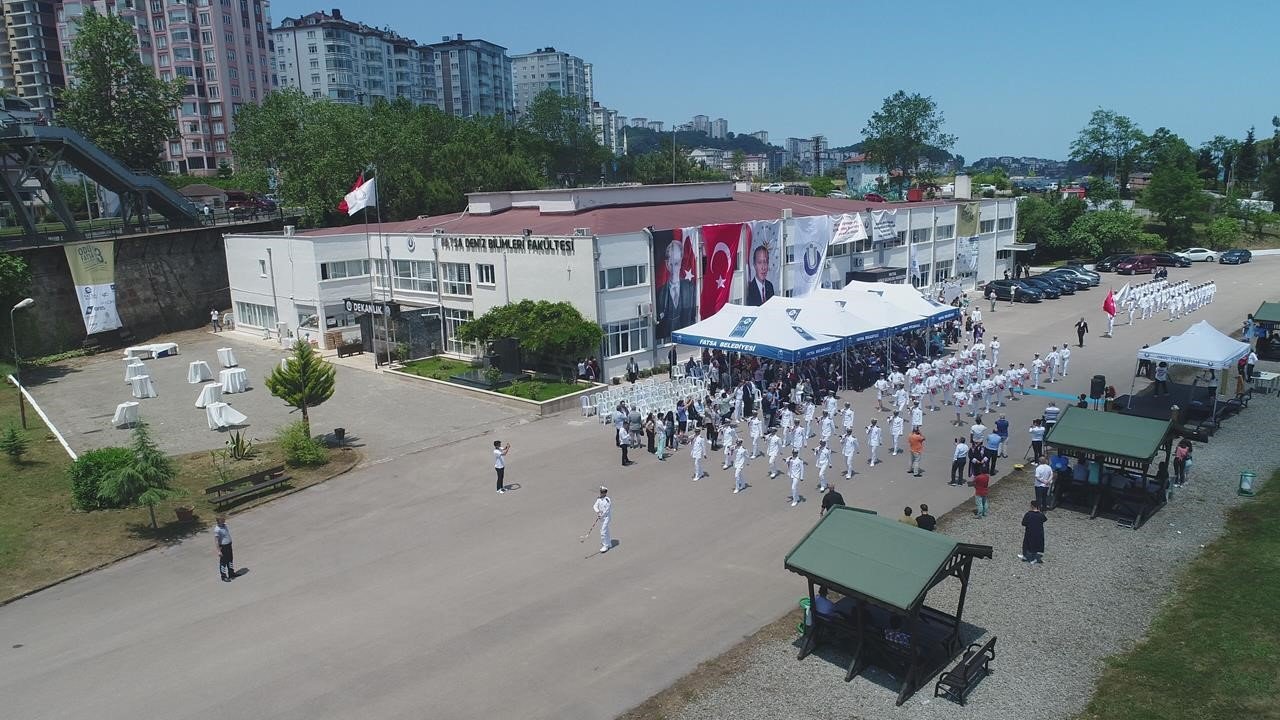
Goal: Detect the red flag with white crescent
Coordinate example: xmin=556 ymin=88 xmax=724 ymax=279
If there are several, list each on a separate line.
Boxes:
xmin=699 ymin=223 xmax=744 ymax=318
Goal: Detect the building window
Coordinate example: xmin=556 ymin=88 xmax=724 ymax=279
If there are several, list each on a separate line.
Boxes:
xmin=442 ymin=262 xmax=472 ymax=296
xmin=168 ymin=141 xmax=182 ymax=156
xmin=235 ymin=301 xmax=276 ymax=328
xmin=936 ymin=224 xmax=955 ymax=240
xmin=596 ymin=264 xmax=647 ymax=291
xmin=319 ymin=259 xmax=370 ymax=280
xmin=376 ymin=258 xmax=436 ymax=294
xmin=933 ymin=259 xmax=954 ymax=283
xmin=996 ymin=250 xmax=1013 ymax=260
xmin=258 ymin=259 xmax=267 ymax=277
xmin=911 ymin=228 xmax=932 ymax=244
xmin=602 ymin=318 xmax=649 ymax=358
xmin=444 ymin=308 xmax=479 ymax=356
xmin=476 ymin=263 xmax=496 ymax=286
xmin=889 ymin=230 xmax=907 ymax=248
xmin=912 ymin=263 xmax=931 ymax=289
xmin=997 ymin=217 xmax=1014 ymax=231
xmin=980 ymin=219 xmax=996 ymax=234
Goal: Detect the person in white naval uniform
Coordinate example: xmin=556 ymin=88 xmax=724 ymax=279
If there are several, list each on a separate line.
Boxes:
xmin=593 ymin=487 xmax=613 ymax=553
xmin=766 ymin=428 xmax=782 ymax=478
xmin=748 ymin=415 xmax=763 ymax=458
xmin=690 ymin=429 xmax=707 ymax=481
xmin=841 ymin=429 xmax=859 ymax=477
xmin=889 ymin=411 xmax=905 ymax=456
xmin=815 ymin=440 xmax=832 ymax=492
xmin=866 ymin=419 xmax=883 ymax=465
xmin=786 ymin=449 xmax=806 ymax=506
xmin=732 ymin=439 xmax=748 ymax=493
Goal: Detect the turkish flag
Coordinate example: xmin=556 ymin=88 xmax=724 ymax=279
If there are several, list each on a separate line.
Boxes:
xmin=1102 ymin=288 xmax=1116 ymax=318
xmin=699 ymin=223 xmax=745 ymax=318
xmin=336 ymin=172 xmax=364 ymax=214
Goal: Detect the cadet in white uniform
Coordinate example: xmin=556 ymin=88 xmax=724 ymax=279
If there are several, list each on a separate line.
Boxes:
xmin=766 ymin=428 xmax=783 ymax=478
xmin=819 ymin=411 xmax=835 ymax=444
xmin=910 ymin=401 xmax=924 ymax=430
xmin=866 ymin=420 xmax=883 ymax=465
xmin=1059 ymin=344 xmax=1071 ymax=376
xmin=690 ymin=429 xmax=706 ymax=481
xmin=842 ymin=402 xmax=856 ymax=432
xmin=803 ymin=400 xmax=816 ymax=439
xmin=889 ymin=411 xmax=905 ymax=456
xmin=732 ymin=439 xmax=748 ymax=493
xmin=721 ymin=421 xmax=737 ymax=469
xmin=780 ymin=405 xmax=795 ymax=445
xmin=791 ymin=419 xmax=807 ymax=453
xmin=1031 ymin=354 xmax=1044 ymax=388
xmin=1046 ymin=346 xmax=1060 ymax=384
xmin=893 ymin=384 xmax=909 ymax=414
xmin=786 ymin=449 xmax=806 ymax=506
xmin=990 ymin=337 xmax=1000 ymax=366
xmin=748 ymin=415 xmax=763 ymax=458
xmin=874 ymin=375 xmax=890 ymax=411
xmin=594 ymin=487 xmax=613 ymax=553
xmin=841 ymin=429 xmax=859 ymax=477
xmin=815 ymin=440 xmax=832 ymax=492
xmin=824 ymin=393 xmax=838 ymax=418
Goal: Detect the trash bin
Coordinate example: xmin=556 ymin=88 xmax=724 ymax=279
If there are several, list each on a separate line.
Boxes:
xmin=798 ymin=597 xmax=812 ymax=633
xmin=334 ymin=427 xmax=346 ymax=447
xmin=1239 ymin=471 xmax=1256 ymax=497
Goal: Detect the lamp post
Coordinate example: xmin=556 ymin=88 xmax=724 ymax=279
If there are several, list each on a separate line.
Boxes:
xmin=10 ymin=297 xmax=34 ymax=429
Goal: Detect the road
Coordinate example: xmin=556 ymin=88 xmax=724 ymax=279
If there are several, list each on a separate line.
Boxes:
xmin=1 ymin=258 xmax=1273 ymax=720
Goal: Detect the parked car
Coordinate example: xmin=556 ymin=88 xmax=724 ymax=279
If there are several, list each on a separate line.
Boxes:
xmin=1019 ymin=277 xmax=1064 ymax=298
xmin=1219 ymin=248 xmax=1253 ymax=264
xmin=1150 ymin=252 xmax=1192 ymax=268
xmin=760 ymin=183 xmax=785 ymax=193
xmin=983 ymin=279 xmax=1043 ymax=303
xmin=827 ymin=191 xmax=851 ymax=199
xmin=1095 ymin=254 xmax=1134 ymax=272
xmin=1115 ymin=255 xmax=1157 ymax=274
xmin=1178 ymin=247 xmax=1217 ymax=263
xmin=1044 ymin=266 xmax=1100 ymax=287
xmin=863 ymin=192 xmax=887 ymax=202
xmin=1028 ymin=275 xmax=1076 ymax=295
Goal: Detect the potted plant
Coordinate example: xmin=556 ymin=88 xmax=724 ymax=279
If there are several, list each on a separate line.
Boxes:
xmin=175 ymin=505 xmax=196 ymax=523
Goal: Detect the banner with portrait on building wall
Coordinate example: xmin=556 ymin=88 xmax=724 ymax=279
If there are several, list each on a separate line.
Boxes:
xmin=653 ymin=228 xmax=698 ymax=343
xmin=745 ymin=219 xmax=781 ymax=306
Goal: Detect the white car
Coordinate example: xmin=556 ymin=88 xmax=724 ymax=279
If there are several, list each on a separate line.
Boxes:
xmin=760 ymin=183 xmax=785 ymax=193
xmin=1178 ymin=247 xmax=1217 ymax=262
xmin=827 ymin=191 xmax=850 ymax=199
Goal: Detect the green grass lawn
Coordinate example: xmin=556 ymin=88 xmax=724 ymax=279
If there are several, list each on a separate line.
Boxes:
xmin=498 ymin=379 xmax=585 ymax=402
xmin=398 ymin=356 xmax=475 ymax=380
xmin=0 ymin=381 xmax=358 ymax=601
xmin=1077 ymin=470 xmax=1280 ymax=720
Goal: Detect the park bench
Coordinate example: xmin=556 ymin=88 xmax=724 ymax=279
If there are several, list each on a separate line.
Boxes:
xmin=934 ymin=636 xmax=996 ymax=706
xmin=204 ymin=464 xmax=291 ymax=509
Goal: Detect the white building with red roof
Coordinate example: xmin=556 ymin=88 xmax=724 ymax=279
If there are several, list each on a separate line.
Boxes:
xmin=223 ymin=183 xmax=1019 ymax=378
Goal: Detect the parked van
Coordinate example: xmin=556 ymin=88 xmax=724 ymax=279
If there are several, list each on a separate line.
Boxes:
xmin=1115 ymin=255 xmax=1157 ymax=275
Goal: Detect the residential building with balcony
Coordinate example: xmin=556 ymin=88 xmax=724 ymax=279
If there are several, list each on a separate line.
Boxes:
xmin=709 ymin=117 xmax=727 ymax=139
xmin=2 ymin=0 xmax=64 ymax=117
xmin=427 ymin=34 xmax=512 ymax=119
xmin=510 ymin=46 xmax=588 ymax=117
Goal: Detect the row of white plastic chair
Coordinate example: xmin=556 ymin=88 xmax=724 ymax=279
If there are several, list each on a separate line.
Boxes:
xmin=586 ymin=375 xmax=709 ymax=421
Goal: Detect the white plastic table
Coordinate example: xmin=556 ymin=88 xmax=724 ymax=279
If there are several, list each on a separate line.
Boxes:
xmin=111 ymin=401 xmax=139 ymax=428
xmin=129 ymin=374 xmax=157 ymax=399
xmin=1255 ymin=370 xmax=1279 ymax=394
xmin=217 ymin=347 xmax=238 ymax=368
xmin=219 ymin=367 xmax=248 ymax=394
xmin=187 ymin=360 xmax=214 ymax=384
xmin=124 ymin=343 xmax=179 ymax=359
xmin=124 ymin=359 xmax=147 ymax=383
xmin=205 ymin=402 xmax=248 ymax=430
xmin=195 ymin=382 xmax=223 ymax=408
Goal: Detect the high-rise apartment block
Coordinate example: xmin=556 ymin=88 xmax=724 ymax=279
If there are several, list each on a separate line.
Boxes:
xmin=57 ymin=0 xmax=276 ymax=175
xmin=272 ymin=9 xmax=435 ymax=107
xmin=427 ymin=34 xmax=512 ymax=119
xmin=709 ymin=117 xmax=727 ymax=139
xmin=1 ymin=0 xmax=64 ymax=117
xmin=691 ymin=114 xmax=709 ymax=134
xmin=510 ymin=46 xmax=588 ymax=117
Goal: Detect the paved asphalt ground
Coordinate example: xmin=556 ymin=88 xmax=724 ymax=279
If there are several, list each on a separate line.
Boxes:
xmin=2 ymin=258 xmax=1274 ymax=720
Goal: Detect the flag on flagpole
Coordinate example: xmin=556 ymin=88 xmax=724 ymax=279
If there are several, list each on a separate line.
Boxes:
xmin=1102 ymin=288 xmax=1116 ymax=318
xmin=343 ymin=177 xmax=378 ymax=216
xmin=1115 ymin=282 xmax=1131 ymax=305
xmin=336 ymin=172 xmax=364 ymax=214
xmin=908 ymin=240 xmax=920 ymax=286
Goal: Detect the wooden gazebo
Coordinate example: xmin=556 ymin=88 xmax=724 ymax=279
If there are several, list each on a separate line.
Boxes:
xmin=1043 ymin=405 xmax=1174 ymax=528
xmin=784 ymin=506 xmax=993 ymax=706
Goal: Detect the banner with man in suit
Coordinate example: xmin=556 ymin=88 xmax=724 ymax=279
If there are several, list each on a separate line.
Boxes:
xmin=654 ymin=228 xmax=698 ymax=343
xmin=746 ymin=219 xmax=780 ymax=306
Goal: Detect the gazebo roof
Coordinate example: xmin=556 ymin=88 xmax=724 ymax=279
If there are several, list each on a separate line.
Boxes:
xmin=1254 ymin=301 xmax=1280 ymax=327
xmin=784 ymin=507 xmax=991 ymax=612
xmin=1044 ymin=406 xmax=1170 ymax=464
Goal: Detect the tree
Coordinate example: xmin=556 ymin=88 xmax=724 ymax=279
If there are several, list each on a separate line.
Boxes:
xmin=810 ymin=176 xmax=835 ymax=197
xmin=1203 ymin=216 xmax=1242 ymax=250
xmin=1143 ymin=145 xmax=1210 ymax=244
xmin=1195 ymin=148 xmax=1218 ymax=187
xmin=1069 ymin=108 xmax=1145 ymax=195
xmin=1263 ymin=116 xmax=1280 ymax=203
xmin=265 ymin=340 xmax=336 ymax=437
xmin=1067 ymin=210 xmax=1147 ymax=257
xmin=57 ymin=8 xmax=184 ymax=172
xmin=456 ymin=300 xmax=602 ymax=378
xmin=0 ymin=424 xmax=28 ymax=463
xmin=520 ymin=90 xmax=611 ymax=187
xmin=1140 ymin=127 xmax=1192 ymax=171
xmin=1085 ymin=176 xmax=1120 ymax=202
xmin=99 ymin=421 xmax=179 ymax=529
xmin=779 ymin=164 xmax=801 ymax=181
xmin=860 ymin=91 xmax=956 ymax=194
xmin=1235 ymin=127 xmax=1258 ymax=189
xmin=730 ymin=149 xmax=746 ymax=178
xmin=1016 ymin=196 xmax=1062 ymax=253
xmin=1202 ymin=135 xmax=1240 ymax=191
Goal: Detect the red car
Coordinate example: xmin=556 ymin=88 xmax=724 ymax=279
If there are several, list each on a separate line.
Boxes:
xmin=1115 ymin=255 xmax=1157 ymax=275
xmin=863 ymin=193 xmax=887 ymax=203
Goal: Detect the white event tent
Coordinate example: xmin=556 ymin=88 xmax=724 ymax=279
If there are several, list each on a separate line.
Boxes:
xmin=1128 ymin=320 xmax=1251 ymax=412
xmin=671 ymin=303 xmax=845 ymax=363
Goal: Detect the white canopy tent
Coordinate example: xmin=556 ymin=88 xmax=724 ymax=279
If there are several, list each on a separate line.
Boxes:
xmin=762 ymin=295 xmax=890 ymax=345
xmin=1128 ymin=320 xmax=1251 ymax=413
xmin=671 ymin=303 xmax=845 ymax=363
xmin=842 ymin=281 xmax=961 ymax=327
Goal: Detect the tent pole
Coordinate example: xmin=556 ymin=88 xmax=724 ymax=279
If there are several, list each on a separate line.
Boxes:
xmin=1127 ymin=359 xmax=1140 ymax=409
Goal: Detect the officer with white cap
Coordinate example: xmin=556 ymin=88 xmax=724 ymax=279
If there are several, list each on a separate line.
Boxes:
xmin=593 ymin=486 xmax=612 ymax=553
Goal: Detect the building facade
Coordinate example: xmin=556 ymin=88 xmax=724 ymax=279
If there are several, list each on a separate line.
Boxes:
xmin=2 ymin=0 xmax=64 ymax=117
xmin=427 ymin=34 xmax=512 ymax=119
xmin=272 ymin=9 xmax=434 ymax=106
xmin=709 ymin=117 xmax=727 ymax=140
xmin=510 ymin=46 xmax=588 ymax=117
xmin=57 ymin=0 xmax=276 ymax=175
xmin=224 ymin=184 xmax=1019 ymax=379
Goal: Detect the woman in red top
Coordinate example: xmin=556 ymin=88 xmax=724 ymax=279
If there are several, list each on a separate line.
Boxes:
xmin=1173 ymin=439 xmax=1192 ymax=486
xmin=971 ymin=469 xmax=991 ymax=518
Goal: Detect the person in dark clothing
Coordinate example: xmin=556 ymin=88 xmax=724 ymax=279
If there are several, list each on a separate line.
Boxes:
xmin=1076 ymin=393 xmax=1089 ymax=409
xmin=1019 ymin=501 xmax=1046 ymax=563
xmin=1075 ymin=318 xmax=1089 ymax=347
xmin=820 ymin=484 xmax=845 ymax=517
xmin=915 ymin=504 xmax=937 ymax=531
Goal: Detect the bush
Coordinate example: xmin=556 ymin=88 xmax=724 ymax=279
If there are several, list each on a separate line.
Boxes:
xmin=68 ymin=446 xmax=134 ymax=510
xmin=1 ymin=424 xmax=28 ymax=463
xmin=277 ymin=421 xmax=329 ymax=467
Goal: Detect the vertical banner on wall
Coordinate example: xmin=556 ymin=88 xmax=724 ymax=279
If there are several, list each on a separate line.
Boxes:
xmin=871 ymin=209 xmax=897 ymax=244
xmin=956 ymin=202 xmax=980 ymax=238
xmin=653 ymin=228 xmax=698 ymax=343
xmin=790 ymin=214 xmax=833 ymax=298
xmin=699 ymin=223 xmax=743 ymax=318
xmin=64 ymin=241 xmax=122 ymax=334
xmin=745 ymin=219 xmax=781 ymax=306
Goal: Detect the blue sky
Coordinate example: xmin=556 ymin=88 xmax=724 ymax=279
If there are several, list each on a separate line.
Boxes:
xmin=271 ymin=0 xmax=1274 ymax=160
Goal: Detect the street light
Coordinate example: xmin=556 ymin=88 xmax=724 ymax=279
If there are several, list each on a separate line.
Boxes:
xmin=10 ymin=297 xmax=34 ymax=429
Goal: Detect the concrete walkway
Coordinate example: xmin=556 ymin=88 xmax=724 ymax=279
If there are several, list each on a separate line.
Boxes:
xmin=1 ymin=259 xmax=1273 ymax=720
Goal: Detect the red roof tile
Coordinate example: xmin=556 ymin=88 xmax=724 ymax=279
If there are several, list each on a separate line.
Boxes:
xmin=303 ymin=192 xmax=954 ymax=238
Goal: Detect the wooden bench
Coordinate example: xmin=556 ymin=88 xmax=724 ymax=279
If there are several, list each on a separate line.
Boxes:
xmin=336 ymin=342 xmax=364 ymax=358
xmin=204 ymin=464 xmax=291 ymax=509
xmin=934 ymin=636 xmax=996 ymax=706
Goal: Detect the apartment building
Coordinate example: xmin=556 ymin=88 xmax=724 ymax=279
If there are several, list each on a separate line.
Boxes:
xmin=510 ymin=46 xmax=588 ymax=117
xmin=2 ymin=0 xmax=64 ymax=116
xmin=427 ymin=34 xmax=512 ymax=119
xmin=709 ymin=117 xmax=727 ymax=139
xmin=57 ymin=0 xmax=276 ymax=175
xmin=272 ymin=9 xmax=435 ymax=106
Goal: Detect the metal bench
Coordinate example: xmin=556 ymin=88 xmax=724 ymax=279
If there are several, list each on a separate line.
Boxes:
xmin=934 ymin=636 xmax=996 ymax=706
xmin=204 ymin=464 xmax=291 ymax=509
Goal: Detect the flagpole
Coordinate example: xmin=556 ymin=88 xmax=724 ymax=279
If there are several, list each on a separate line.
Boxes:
xmin=361 ymin=175 xmax=376 ymax=366
xmin=371 ymin=164 xmax=395 ymax=365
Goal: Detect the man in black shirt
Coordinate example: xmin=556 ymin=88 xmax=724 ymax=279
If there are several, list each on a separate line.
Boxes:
xmin=819 ymin=482 xmax=845 ymax=517
xmin=915 ymin=504 xmax=937 ymax=531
